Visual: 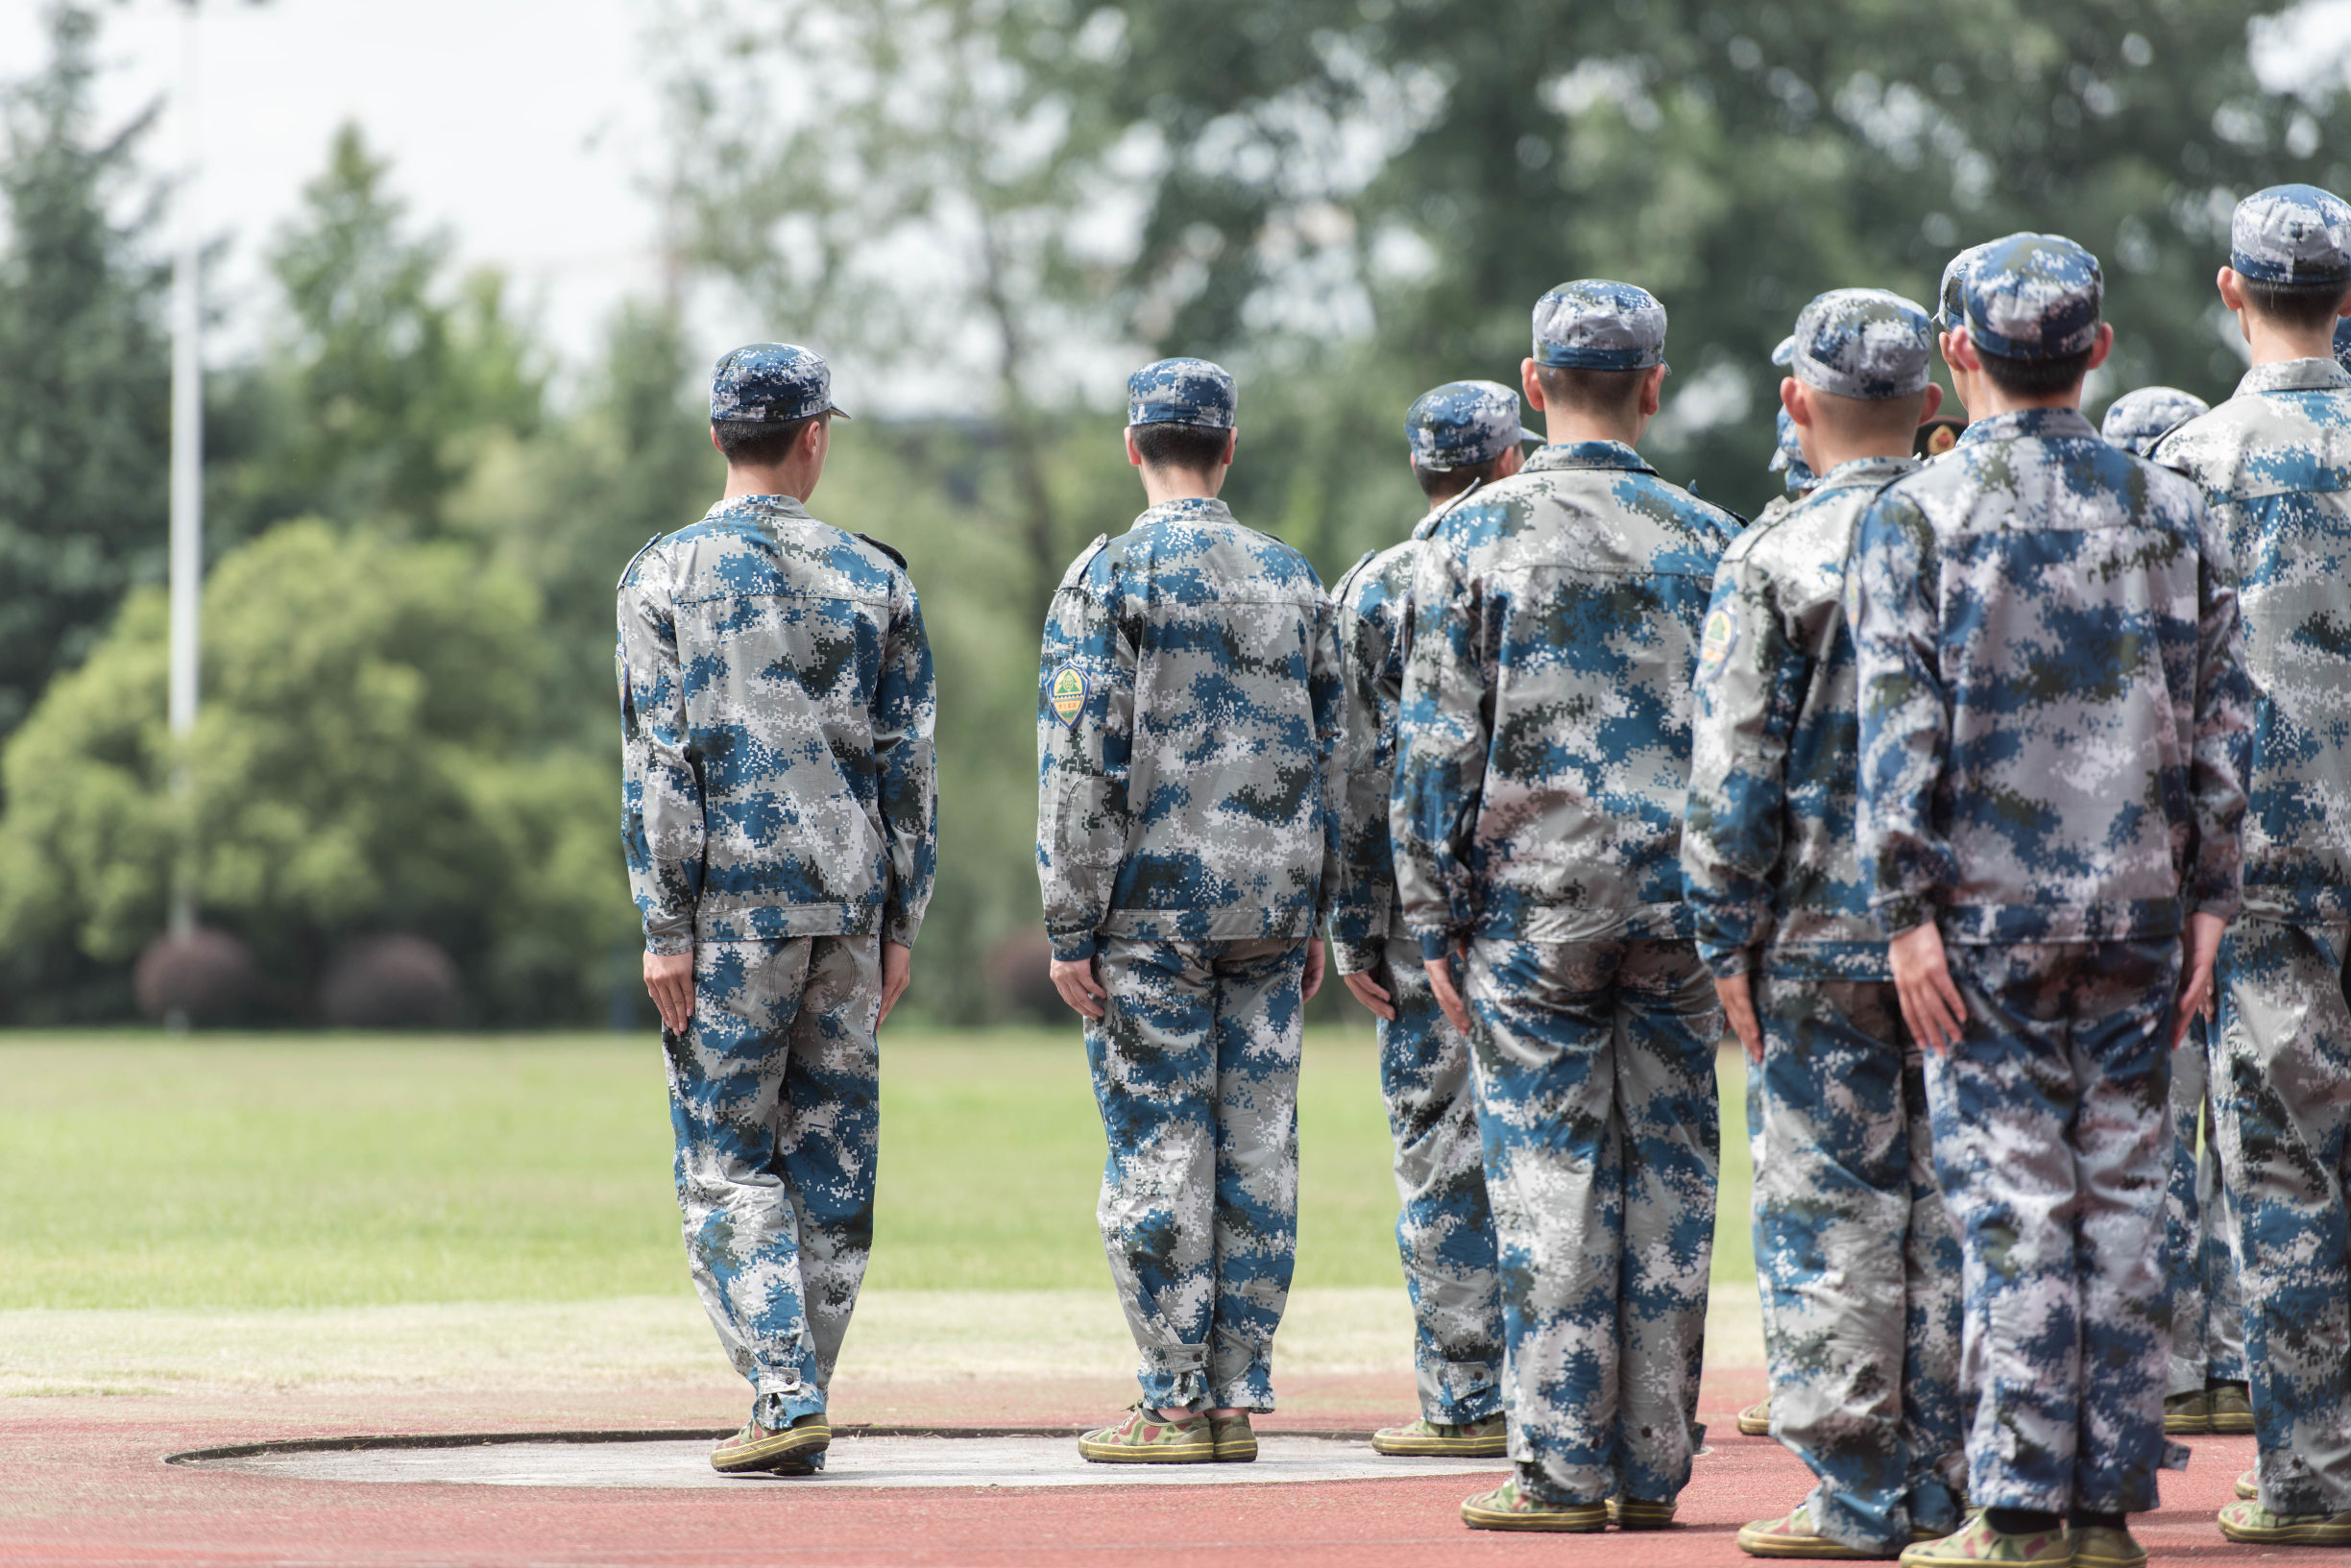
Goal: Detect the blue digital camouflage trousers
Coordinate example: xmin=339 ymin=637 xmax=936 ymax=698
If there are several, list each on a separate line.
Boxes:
xmin=1088 ymin=935 xmax=1305 ymax=1412
xmin=2208 ymin=919 xmax=2351 ymax=1514
xmin=2166 ymin=1027 xmax=2244 ymax=1396
xmin=1464 ymin=935 xmax=1722 ymax=1506
xmin=1371 ymin=935 xmax=1504 ymax=1424
xmin=1930 ymin=939 xmax=2180 ymax=1515
xmin=1754 ymin=976 xmax=1965 ymax=1552
xmin=665 ymin=934 xmax=882 ymax=1429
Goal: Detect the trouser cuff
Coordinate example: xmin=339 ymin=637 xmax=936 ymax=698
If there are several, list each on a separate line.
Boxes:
xmin=753 ymin=1377 xmax=825 ymax=1428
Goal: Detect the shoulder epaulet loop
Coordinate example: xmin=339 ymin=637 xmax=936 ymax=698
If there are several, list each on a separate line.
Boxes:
xmin=617 ymin=532 xmax=664 ymax=591
xmin=854 ymin=532 xmax=909 ymax=569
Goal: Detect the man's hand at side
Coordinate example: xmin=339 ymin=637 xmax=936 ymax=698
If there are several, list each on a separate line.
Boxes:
xmin=1343 ymin=968 xmax=1396 ymax=1021
xmin=1302 ymin=938 xmax=1326 ymax=1003
xmin=1051 ymin=954 xmax=1107 ymax=1019
xmin=1423 ymin=943 xmax=1472 ymax=1035
xmin=1717 ymin=972 xmax=1764 ymax=1066
xmin=644 ymin=949 xmax=694 ymax=1035
xmin=1890 ymin=922 xmax=1967 ymax=1052
xmin=2172 ymin=910 xmax=2227 ymax=1049
xmin=879 ymin=941 xmax=913 ymax=1027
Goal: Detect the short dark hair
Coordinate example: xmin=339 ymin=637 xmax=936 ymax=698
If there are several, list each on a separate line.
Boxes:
xmin=713 ymin=414 xmax=820 ymax=467
xmin=2239 ymin=277 xmax=2351 ymax=332
xmin=1131 ymin=422 xmax=1232 ymax=473
xmin=1413 ymin=454 xmax=1505 ymax=501
xmin=1977 ymin=348 xmax=2095 ymax=398
xmin=1533 ymin=364 xmax=1648 ymax=420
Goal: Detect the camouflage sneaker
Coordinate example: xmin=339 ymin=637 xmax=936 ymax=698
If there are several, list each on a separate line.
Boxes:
xmin=1897 ymin=1513 xmax=2072 ymax=1568
xmin=2161 ymin=1389 xmax=2210 ymax=1435
xmin=1461 ymin=1477 xmax=1608 ymax=1532
xmin=1370 ymin=1413 xmax=1507 ymax=1457
xmin=2208 ymin=1382 xmax=2255 ymax=1435
xmin=1738 ymin=1503 xmax=1890 ymax=1559
xmin=1612 ymin=1496 xmax=1678 ymax=1531
xmin=2217 ymin=1501 xmax=2351 ymax=1545
xmin=1077 ymin=1405 xmax=1216 ymax=1464
xmin=1208 ymin=1411 xmax=1257 ymax=1463
xmin=1738 ymin=1398 xmax=1775 ymax=1436
xmin=709 ymin=1412 xmax=829 ymax=1475
xmin=2069 ymin=1525 xmax=2145 ymax=1568
xmin=2235 ymin=1468 xmax=2258 ymax=1502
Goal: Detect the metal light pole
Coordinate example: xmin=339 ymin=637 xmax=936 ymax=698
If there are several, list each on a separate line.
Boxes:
xmin=167 ymin=0 xmax=203 ymax=945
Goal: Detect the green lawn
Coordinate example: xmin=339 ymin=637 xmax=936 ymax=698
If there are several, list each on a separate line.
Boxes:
xmin=0 ymin=1027 xmax=1752 ymax=1310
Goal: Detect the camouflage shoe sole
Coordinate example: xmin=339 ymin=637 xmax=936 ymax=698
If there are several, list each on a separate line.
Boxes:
xmin=1737 ymin=1503 xmax=1890 ymax=1559
xmin=1462 ymin=1479 xmax=1608 ymax=1532
xmin=1208 ymin=1411 xmax=1257 ymax=1462
xmin=1077 ymin=1406 xmax=1216 ymax=1464
xmin=1370 ymin=1414 xmax=1507 ymax=1457
xmin=709 ymin=1416 xmax=830 ymax=1475
xmin=2235 ymin=1469 xmax=2258 ymax=1503
xmin=1737 ymin=1399 xmax=1775 ymax=1436
xmin=2161 ymin=1389 xmax=2210 ymax=1435
xmin=1612 ymin=1497 xmax=1678 ymax=1531
xmin=2207 ymin=1383 xmax=2254 ymax=1435
xmin=2217 ymin=1501 xmax=2351 ymax=1545
xmin=1897 ymin=1513 xmax=2072 ymax=1568
xmin=2069 ymin=1525 xmax=2145 ymax=1568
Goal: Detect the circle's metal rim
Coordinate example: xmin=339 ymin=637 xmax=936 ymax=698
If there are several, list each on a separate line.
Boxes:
xmin=164 ymin=1426 xmax=1383 ymax=1467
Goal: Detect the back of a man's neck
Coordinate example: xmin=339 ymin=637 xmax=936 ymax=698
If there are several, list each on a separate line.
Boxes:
xmin=1138 ymin=471 xmax=1224 ymax=508
xmin=2243 ymin=323 xmax=2339 ymax=367
xmin=1541 ymin=420 xmax=1640 ymax=448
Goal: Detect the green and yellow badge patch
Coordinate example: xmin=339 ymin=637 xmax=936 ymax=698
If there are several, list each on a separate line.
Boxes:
xmin=1049 ymin=663 xmax=1089 ymax=727
xmin=1698 ymin=605 xmax=1738 ymax=682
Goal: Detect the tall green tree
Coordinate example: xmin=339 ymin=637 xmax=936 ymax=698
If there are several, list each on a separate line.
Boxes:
xmin=216 ymin=125 xmax=544 ymax=543
xmin=0 ymin=2 xmax=169 ymax=746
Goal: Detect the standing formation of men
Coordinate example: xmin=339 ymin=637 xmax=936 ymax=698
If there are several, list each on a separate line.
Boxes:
xmin=619 ymin=182 xmax=2351 ymax=1559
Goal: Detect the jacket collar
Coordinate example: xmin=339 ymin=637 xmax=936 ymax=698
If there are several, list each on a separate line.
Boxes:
xmin=2235 ymin=357 xmax=2351 ymax=397
xmin=1812 ymin=454 xmax=1917 ymax=493
xmin=1955 ymin=406 xmax=2099 ymax=446
xmin=1524 ymin=440 xmax=1658 ymax=476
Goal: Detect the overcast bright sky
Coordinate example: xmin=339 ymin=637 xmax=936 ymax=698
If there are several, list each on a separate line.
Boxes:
xmin=7 ymin=0 xmax=2351 ymax=389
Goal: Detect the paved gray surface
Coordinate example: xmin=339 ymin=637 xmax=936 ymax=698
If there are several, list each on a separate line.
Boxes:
xmin=200 ymin=1434 xmax=1509 ymax=1490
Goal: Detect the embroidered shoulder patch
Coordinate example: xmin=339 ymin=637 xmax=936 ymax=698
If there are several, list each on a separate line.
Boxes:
xmin=1698 ymin=605 xmax=1739 ymax=682
xmin=1048 ymin=664 xmax=1090 ymax=727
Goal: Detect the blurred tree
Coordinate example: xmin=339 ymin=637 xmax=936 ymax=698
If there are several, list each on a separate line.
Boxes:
xmin=0 ymin=3 xmax=170 ymax=749
xmin=0 ymin=520 xmax=634 ymax=1023
xmin=214 ymin=126 xmax=544 ymax=543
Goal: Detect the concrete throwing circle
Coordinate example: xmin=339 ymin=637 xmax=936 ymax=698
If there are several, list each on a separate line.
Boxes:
xmin=179 ymin=1431 xmax=1508 ymax=1491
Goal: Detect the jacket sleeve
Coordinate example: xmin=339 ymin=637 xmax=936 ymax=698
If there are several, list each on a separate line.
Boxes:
xmin=618 ymin=551 xmax=703 ymax=954
xmin=2186 ymin=502 xmax=2253 ymax=921
xmin=1682 ymin=549 xmax=1805 ymax=978
xmin=1850 ymin=491 xmax=1954 ymax=936
xmin=1308 ymin=592 xmax=1346 ymax=941
xmin=1326 ymin=564 xmax=1394 ymax=975
xmin=1391 ymin=526 xmax=1489 ymax=962
xmin=876 ymin=575 xmax=940 ymax=948
xmin=1035 ymin=566 xmax=1133 ymax=962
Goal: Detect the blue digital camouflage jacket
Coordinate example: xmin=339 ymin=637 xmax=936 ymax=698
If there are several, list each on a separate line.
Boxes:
xmin=617 ymin=495 xmax=939 ymax=954
xmin=1850 ymin=408 xmax=2251 ymax=943
xmin=1392 ymin=442 xmax=1738 ymax=960
xmin=1684 ymin=455 xmax=1919 ymax=981
xmin=1035 ymin=496 xmax=1343 ymax=963
xmin=2157 ymin=358 xmax=2351 ymax=928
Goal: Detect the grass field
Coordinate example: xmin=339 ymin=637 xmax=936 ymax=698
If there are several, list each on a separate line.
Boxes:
xmin=0 ymin=1026 xmax=1753 ymax=1312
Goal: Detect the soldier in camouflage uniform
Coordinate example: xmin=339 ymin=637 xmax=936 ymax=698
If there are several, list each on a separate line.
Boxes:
xmin=1684 ymin=290 xmax=1965 ymax=1559
xmin=2155 ymin=184 xmax=2351 ymax=1545
xmin=2099 ymin=389 xmax=2253 ymax=1445
xmin=618 ymin=344 xmax=937 ymax=1478
xmin=1393 ymin=280 xmax=1737 ymax=1532
xmin=1036 ymin=356 xmax=1344 ymax=1466
xmin=1331 ymin=380 xmax=1533 ymax=1460
xmin=1848 ymin=236 xmax=2251 ymax=1568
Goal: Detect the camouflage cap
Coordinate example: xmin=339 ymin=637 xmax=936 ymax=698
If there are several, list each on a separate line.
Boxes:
xmin=1127 ymin=357 xmax=1237 ymax=429
xmin=1532 ymin=279 xmax=1667 ymax=370
xmin=1963 ymin=232 xmax=2103 ymax=363
xmin=2231 ymin=184 xmax=2351 ymax=284
xmin=1405 ymin=379 xmax=1539 ymax=470
xmin=1766 ymin=407 xmax=1816 ymax=493
xmin=1934 ymin=241 xmax=1996 ymax=331
xmin=710 ymin=343 xmax=851 ymax=423
xmin=2099 ymin=386 xmax=2211 ymax=458
xmin=1773 ymin=288 xmax=1935 ymax=399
